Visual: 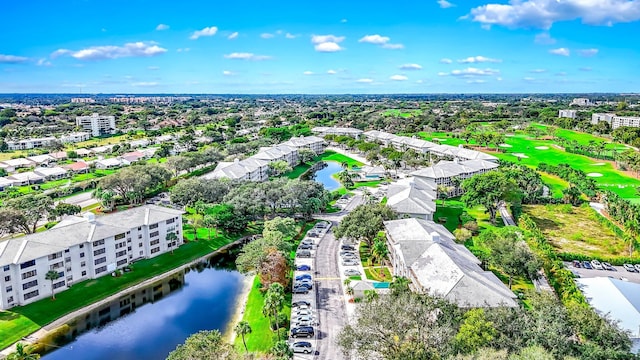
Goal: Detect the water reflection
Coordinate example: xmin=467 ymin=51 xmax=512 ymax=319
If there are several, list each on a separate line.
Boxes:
xmin=42 ymin=252 xmax=244 ymax=360
xmin=302 ymin=161 xmax=342 ymax=191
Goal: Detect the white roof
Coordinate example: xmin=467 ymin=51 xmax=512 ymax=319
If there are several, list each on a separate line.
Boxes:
xmin=34 ymin=166 xmax=68 ymax=177
xmin=1 ymin=158 xmax=34 ymax=167
xmin=0 ymin=177 xmax=13 ymax=187
xmin=412 ymin=159 xmax=499 ymax=179
xmin=96 ymin=158 xmax=122 ymax=166
xmin=203 ymin=161 xmax=248 ymax=180
xmin=281 ymin=136 xmax=326 ymax=148
xmin=26 ymin=154 xmax=55 ymax=164
xmin=92 ymin=145 xmax=114 ymax=153
xmin=7 ymin=172 xmax=44 ymax=182
xmin=75 ymin=148 xmax=93 ymax=156
xmin=429 ymin=144 xmax=498 ymax=162
xmin=386 ymin=179 xmax=437 ymax=216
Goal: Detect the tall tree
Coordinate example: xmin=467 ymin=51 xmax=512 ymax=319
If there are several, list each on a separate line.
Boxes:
xmin=45 ymin=270 xmax=60 ymax=300
xmin=461 ymin=172 xmax=520 ymax=224
xmin=234 ymin=321 xmax=252 ymax=354
xmin=3 ymin=194 xmax=54 ymax=234
xmin=263 ymin=283 xmax=286 ymax=340
xmin=166 ymin=330 xmax=238 ymax=360
xmin=334 ymin=204 xmax=397 ymax=247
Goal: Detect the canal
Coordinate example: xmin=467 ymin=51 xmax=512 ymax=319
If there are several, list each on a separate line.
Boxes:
xmin=42 ymin=254 xmax=245 ymax=360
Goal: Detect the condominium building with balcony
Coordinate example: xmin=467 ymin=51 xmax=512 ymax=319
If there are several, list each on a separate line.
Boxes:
xmin=0 ymin=205 xmax=184 ymax=310
xmin=76 ymin=113 xmax=117 ymax=136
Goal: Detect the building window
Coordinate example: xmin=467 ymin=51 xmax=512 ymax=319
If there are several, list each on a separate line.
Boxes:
xmin=150 ymin=239 xmax=160 ymax=246
xmin=151 ymin=247 xmax=160 ymax=254
xmin=64 ymin=249 xmax=70 ymax=253
xmin=53 ymin=281 xmax=66 ymax=289
xmin=80 ymin=252 xmax=85 ymax=258
xmin=94 ymin=248 xmax=106 ymax=256
xmin=140 ymin=251 xmax=144 ymax=256
xmin=138 ymin=242 xmax=143 ymax=247
xmin=49 ymin=262 xmax=63 ymax=270
xmin=80 ymin=244 xmax=84 ymax=248
xmin=21 ymin=270 xmax=37 ymax=280
xmin=93 ymin=239 xmax=105 ymax=247
xmin=166 ymin=218 xmax=175 ymax=225
xmin=149 ymin=223 xmax=159 ymax=230
xmin=48 ymin=252 xmax=62 ymax=261
xmin=3 ymin=265 xmax=9 ymax=272
xmin=24 ymin=290 xmax=39 ymax=301
xmin=138 ymin=234 xmax=142 ymax=239
xmin=117 ymin=259 xmax=128 ymax=266
xmin=115 ymin=233 xmax=126 ymax=240
xmin=81 ymin=261 xmax=86 ymax=267
xmin=150 ymin=231 xmax=159 ymax=238
xmin=115 ymin=242 xmax=126 ymax=249
xmin=81 ymin=271 xmax=87 ymax=276
xmin=116 ymin=250 xmax=127 ymax=257
xmin=94 ymin=257 xmax=106 ymax=265
xmin=4 ymin=276 xmax=10 ymax=282
xmin=95 ymin=266 xmax=107 ymax=274
xmin=22 ymin=280 xmax=38 ymax=290
xmin=20 ymin=260 xmax=36 ymax=270
xmin=7 ymin=296 xmax=13 ymax=303
xmin=6 ymin=286 xmax=12 ymax=293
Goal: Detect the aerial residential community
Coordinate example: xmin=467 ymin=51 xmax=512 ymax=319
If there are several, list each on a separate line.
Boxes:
xmin=2 ymin=1 xmax=640 ymax=360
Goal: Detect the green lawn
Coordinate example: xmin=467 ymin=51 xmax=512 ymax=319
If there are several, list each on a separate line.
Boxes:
xmin=363 ymin=267 xmax=392 ymax=282
xmin=284 ymin=163 xmax=312 ymax=179
xmin=318 ymin=151 xmax=363 ymax=168
xmin=433 ymin=199 xmax=503 ymax=232
xmin=0 ymin=226 xmax=243 ymax=349
xmin=417 ymin=132 xmax=467 ymax=147
xmin=351 ymin=180 xmax=382 ymax=189
xmin=382 ymin=109 xmax=423 ymax=118
xmin=539 ymin=172 xmax=569 ymax=198
xmin=533 ymin=123 xmax=627 ymax=150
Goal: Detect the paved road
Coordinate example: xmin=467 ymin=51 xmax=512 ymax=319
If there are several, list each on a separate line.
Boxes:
xmin=56 ymin=191 xmax=99 ymax=209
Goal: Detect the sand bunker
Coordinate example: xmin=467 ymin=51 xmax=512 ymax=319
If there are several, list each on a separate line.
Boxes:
xmin=592 ymin=162 xmax=606 ymax=166
xmin=513 ymin=153 xmax=529 ymax=158
xmin=499 ymin=144 xmax=512 ymax=148
xmin=505 ymin=134 xmax=515 ymax=137
xmin=535 ymin=146 xmax=549 ymax=150
xmin=587 ymin=173 xmax=603 ymax=177
xmin=432 ymin=138 xmax=446 ymax=142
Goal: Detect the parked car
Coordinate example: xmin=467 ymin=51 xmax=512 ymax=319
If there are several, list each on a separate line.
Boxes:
xmin=301 ymin=239 xmax=314 ymax=246
xmin=296 ymin=265 xmax=311 ymax=271
xmin=292 ymin=300 xmax=311 ymax=308
xmin=572 ymin=260 xmax=581 ymax=268
xmin=296 ymin=274 xmax=312 ymax=281
xmin=602 ymin=262 xmax=614 ymax=271
xmin=341 ymin=244 xmax=356 ymax=251
xmin=340 ymin=250 xmax=356 ymax=256
xmin=291 ymin=326 xmax=315 ymax=338
xmin=342 ymin=259 xmax=359 ymax=266
xmin=344 ymin=269 xmax=361 ymax=277
xmin=635 ymin=264 xmax=640 ymax=272
xmin=294 ymin=314 xmax=315 ymax=323
xmin=295 ymin=279 xmax=313 ymax=286
xmin=582 ymin=261 xmax=593 ymax=269
xmin=294 ymin=282 xmax=313 ymax=290
xmin=292 ymin=286 xmax=310 ymax=294
xmin=291 ymin=341 xmax=313 ymax=354
xmin=297 ymin=250 xmax=312 ymax=258
xmin=623 ymin=264 xmax=637 ymax=272
xmin=308 ymin=232 xmax=319 ymax=238
xmin=298 ymin=244 xmax=313 ymax=250
xmin=591 ymin=260 xmax=603 ymax=270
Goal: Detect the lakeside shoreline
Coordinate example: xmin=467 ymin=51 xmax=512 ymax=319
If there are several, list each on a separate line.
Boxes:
xmin=223 ymin=274 xmax=255 ymax=343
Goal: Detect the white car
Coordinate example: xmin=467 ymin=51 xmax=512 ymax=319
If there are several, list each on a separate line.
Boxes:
xmin=591 ymin=259 xmax=603 ymax=270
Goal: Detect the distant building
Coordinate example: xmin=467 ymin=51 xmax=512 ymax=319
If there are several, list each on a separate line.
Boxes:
xmin=0 ymin=205 xmax=184 ymax=309
xmin=592 ymin=113 xmax=640 ymax=129
xmin=7 ymin=172 xmax=44 ymax=186
xmin=384 ymin=218 xmax=517 ymax=308
xmin=570 ymin=98 xmax=593 ymax=107
xmin=6 ymin=137 xmax=57 ymax=150
xmin=311 ymin=127 xmax=363 ymax=138
xmin=76 ymin=113 xmax=117 ymax=136
xmin=71 ymin=98 xmax=96 ymax=103
xmin=558 ymin=109 xmax=577 ymax=119
xmin=33 ymin=166 xmax=68 ymax=181
xmin=0 ymin=158 xmax=35 ymax=173
xmin=60 ymin=132 xmax=91 ymax=143
xmin=281 ymin=135 xmax=327 ymax=154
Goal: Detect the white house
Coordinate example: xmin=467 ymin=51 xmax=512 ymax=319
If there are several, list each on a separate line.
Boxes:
xmin=5 ymin=137 xmax=57 ymax=151
xmin=95 ymin=158 xmax=125 ymax=170
xmin=558 ymin=110 xmax=577 ymax=119
xmin=0 ymin=158 xmax=35 ymax=173
xmin=76 ymin=113 xmax=117 ymax=136
xmin=34 ymin=166 xmax=68 ymax=181
xmin=60 ymin=132 xmax=91 ymax=143
xmin=0 ymin=205 xmax=184 ymax=309
xmin=26 ymin=154 xmax=55 ymax=166
xmin=384 ymin=218 xmax=517 ymax=308
xmin=7 ymin=172 xmax=45 ymax=186
xmin=0 ymin=177 xmax=13 ymax=191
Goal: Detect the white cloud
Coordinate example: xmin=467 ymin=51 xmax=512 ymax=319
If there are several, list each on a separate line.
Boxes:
xmin=311 ymin=35 xmax=346 ymax=52
xmin=356 ymin=78 xmax=374 ymax=83
xmin=285 ymin=33 xmax=297 ymax=39
xmin=156 ymin=24 xmax=169 ymax=31
xmin=131 ymin=82 xmax=159 ymax=87
xmin=549 ymin=47 xmax=570 ymax=56
xmin=467 ymin=79 xmax=486 ymax=84
xmin=578 ymin=48 xmax=599 ymax=57
xmin=440 ymin=58 xmax=453 ymax=64
xmin=359 ymin=34 xmax=390 ymax=44
xmin=530 ymin=69 xmax=547 ymax=73
xmin=438 ymin=72 xmax=449 ymax=76
xmin=51 ymin=42 xmax=167 ymax=61
xmin=438 ymin=0 xmax=455 ymax=8
xmin=147 ymin=66 xmax=160 ymax=70
xmin=390 ymin=75 xmax=408 ymax=81
xmin=36 ymin=58 xmax=51 ymax=66
xmin=0 ymin=54 xmax=29 ymax=63
xmin=228 ymin=32 xmax=239 ymax=40
xmin=176 ymin=48 xmax=191 ymax=52
xmin=534 ymin=32 xmax=556 ymax=45
xmin=523 ymin=77 xmax=536 ymax=81
xmin=458 ymin=55 xmax=501 ymax=63
xmin=223 ymin=52 xmax=272 ymax=61
xmin=261 ymin=33 xmax=274 ymax=39
xmin=327 ymin=69 xmax=337 ymax=74
xmin=447 ymin=67 xmax=500 ymax=76
xmin=497 ymin=77 xmax=503 ymax=81
xmin=303 ymin=71 xmax=314 ymax=75
xmin=190 ymin=26 xmax=218 ymax=40
xmin=314 ymin=42 xmax=344 ymax=52
xmin=223 ymin=70 xmax=235 ymax=76
xmin=469 ymin=0 xmax=640 ymax=29
xmin=399 ymin=63 xmax=422 ymax=70
xmin=311 ymin=35 xmax=345 ymax=44
xmin=358 ymin=34 xmax=404 ymax=49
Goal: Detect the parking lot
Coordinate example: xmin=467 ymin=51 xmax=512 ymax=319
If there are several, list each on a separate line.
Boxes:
xmin=567 ymin=261 xmax=640 ymax=284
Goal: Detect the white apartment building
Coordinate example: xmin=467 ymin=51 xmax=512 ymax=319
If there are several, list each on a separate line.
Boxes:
xmin=571 ymin=98 xmax=593 ymax=107
xmin=281 ymin=135 xmax=326 ymax=154
xmin=591 ymin=113 xmax=614 ymax=125
xmin=71 ymin=98 xmax=96 ymax=103
xmin=558 ymin=109 xmax=577 ymax=119
xmin=0 ymin=205 xmax=184 ymax=310
xmin=591 ymin=113 xmax=640 ymax=129
xmin=76 ymin=113 xmax=117 ymax=136
xmin=411 ymin=159 xmax=499 ymax=197
xmin=6 ymin=137 xmax=57 ymax=150
xmin=60 ymin=132 xmax=91 ymax=143
xmin=311 ymin=127 xmax=363 ymax=138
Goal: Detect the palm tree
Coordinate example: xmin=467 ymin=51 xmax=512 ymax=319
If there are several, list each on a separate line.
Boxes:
xmin=165 ymin=232 xmax=178 ymax=254
xmin=390 ymin=276 xmax=410 ymax=296
xmin=263 ymin=283 xmax=285 ymax=340
xmin=337 ymin=170 xmax=354 ymax=188
xmin=364 ymin=290 xmax=379 ymax=303
xmin=45 ymin=270 xmax=60 ymax=300
xmin=372 ymin=239 xmax=389 ymax=278
xmin=7 ymin=343 xmax=40 ymax=360
xmin=234 ymin=321 xmax=252 ymax=353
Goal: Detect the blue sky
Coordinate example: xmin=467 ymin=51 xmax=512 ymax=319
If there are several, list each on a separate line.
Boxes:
xmin=1 ymin=0 xmax=640 ymax=94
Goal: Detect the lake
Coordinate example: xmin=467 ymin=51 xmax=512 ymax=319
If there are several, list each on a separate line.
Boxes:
xmin=311 ymin=161 xmax=342 ymax=191
xmin=41 ymin=256 xmax=244 ymax=360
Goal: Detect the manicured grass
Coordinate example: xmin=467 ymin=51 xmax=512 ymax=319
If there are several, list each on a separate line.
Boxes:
xmin=417 ymin=132 xmax=467 ymax=147
xmin=0 ymin=151 xmax=28 ymax=161
xmin=534 ymin=123 xmax=627 ymax=150
xmin=523 ymin=204 xmax=631 ymax=258
xmin=363 ymin=267 xmax=392 ymax=282
xmin=0 ymin=312 xmax=40 ymax=350
xmin=351 ymin=180 xmax=382 ymax=189
xmin=433 ymin=199 xmax=503 ymax=232
xmin=318 ymin=151 xmax=363 ymax=168
xmin=2 ymin=226 xmax=242 ymax=348
xmin=539 ymin=172 xmax=569 ymax=198
xmin=233 ymin=276 xmax=292 ymax=353
xmin=285 ymin=163 xmax=312 ymax=179
xmin=74 ymin=134 xmax=130 ymax=148
xmin=382 ymin=109 xmax=423 ymax=118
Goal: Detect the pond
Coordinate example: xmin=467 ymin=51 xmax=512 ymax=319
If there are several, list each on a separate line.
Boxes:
xmin=309 ymin=161 xmax=343 ymax=191
xmin=41 ymin=255 xmax=245 ymax=360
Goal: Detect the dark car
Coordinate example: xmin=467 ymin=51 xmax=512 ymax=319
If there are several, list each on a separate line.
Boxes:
xmin=308 ymin=232 xmax=319 ymax=238
xmin=298 ymin=244 xmax=313 ymax=250
xmin=292 ymin=300 xmax=311 ymax=308
xmin=291 ymin=326 xmax=315 ymax=338
xmin=296 ymin=265 xmax=311 ymax=271
xmin=572 ymin=260 xmax=581 ymax=268
xmin=296 ymin=274 xmax=312 ymax=281
xmin=582 ymin=261 xmax=593 ymax=269
xmin=294 ymin=282 xmax=313 ymax=290
xmin=297 ymin=250 xmax=312 ymax=258
xmin=341 ymin=244 xmax=356 ymax=251
xmin=292 ymin=286 xmax=309 ymax=294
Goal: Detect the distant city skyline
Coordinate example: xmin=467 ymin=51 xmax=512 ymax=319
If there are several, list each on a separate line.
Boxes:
xmin=1 ymin=0 xmax=639 ymax=94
